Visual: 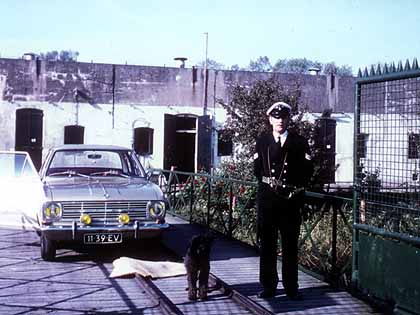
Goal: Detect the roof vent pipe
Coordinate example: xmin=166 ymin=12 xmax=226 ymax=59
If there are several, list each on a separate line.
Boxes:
xmin=308 ymin=67 xmax=321 ymax=75
xmin=174 ymin=57 xmax=187 ymax=68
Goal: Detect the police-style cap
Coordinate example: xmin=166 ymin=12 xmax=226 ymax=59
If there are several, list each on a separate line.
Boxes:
xmin=266 ymin=102 xmax=292 ymax=118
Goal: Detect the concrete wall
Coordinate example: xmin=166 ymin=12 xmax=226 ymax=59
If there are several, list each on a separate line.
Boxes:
xmin=0 ymin=58 xmax=208 ymax=107
xmin=0 ymin=58 xmax=355 ymax=110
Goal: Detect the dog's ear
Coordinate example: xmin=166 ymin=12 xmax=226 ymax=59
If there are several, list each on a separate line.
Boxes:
xmin=204 ymin=231 xmax=216 ymax=243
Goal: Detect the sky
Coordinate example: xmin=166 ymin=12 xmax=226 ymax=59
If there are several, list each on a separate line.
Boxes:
xmin=1 ymin=0 xmax=419 ymax=74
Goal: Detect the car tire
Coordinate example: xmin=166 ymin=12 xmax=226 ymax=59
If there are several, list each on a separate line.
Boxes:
xmin=40 ymin=234 xmax=56 ymax=261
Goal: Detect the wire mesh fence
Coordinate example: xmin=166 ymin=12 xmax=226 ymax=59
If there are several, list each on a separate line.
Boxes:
xmin=355 ymin=63 xmax=420 ymax=238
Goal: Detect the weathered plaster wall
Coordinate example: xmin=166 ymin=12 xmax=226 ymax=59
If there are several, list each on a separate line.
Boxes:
xmin=0 ymin=58 xmax=355 ymax=111
xmin=0 ymin=59 xmax=210 ymax=107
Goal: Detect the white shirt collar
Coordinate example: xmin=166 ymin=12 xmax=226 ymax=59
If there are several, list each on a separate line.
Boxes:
xmin=273 ymin=130 xmax=288 ymax=146
xmin=280 ymin=130 xmax=288 ymax=146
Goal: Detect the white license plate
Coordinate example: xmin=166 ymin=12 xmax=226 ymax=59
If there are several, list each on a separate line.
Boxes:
xmin=84 ymin=233 xmax=122 ymax=244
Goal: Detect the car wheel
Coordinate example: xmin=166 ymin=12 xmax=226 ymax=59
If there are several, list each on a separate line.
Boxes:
xmin=40 ymin=234 xmax=56 ymax=261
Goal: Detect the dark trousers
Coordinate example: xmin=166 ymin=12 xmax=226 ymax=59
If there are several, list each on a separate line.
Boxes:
xmin=257 ymin=184 xmax=301 ymax=295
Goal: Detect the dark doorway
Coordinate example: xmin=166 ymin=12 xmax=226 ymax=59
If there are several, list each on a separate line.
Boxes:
xmin=164 ymin=114 xmax=197 ymax=181
xmin=15 ymin=108 xmax=43 ymax=171
xmin=175 ymin=132 xmax=196 ymax=173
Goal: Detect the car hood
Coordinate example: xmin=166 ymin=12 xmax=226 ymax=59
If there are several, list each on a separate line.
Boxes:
xmin=43 ymin=177 xmax=164 ymax=202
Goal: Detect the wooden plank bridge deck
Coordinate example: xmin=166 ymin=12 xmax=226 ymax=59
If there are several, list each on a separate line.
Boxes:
xmin=162 ymin=214 xmax=383 ymax=315
xmin=0 ymin=214 xmax=383 ymax=314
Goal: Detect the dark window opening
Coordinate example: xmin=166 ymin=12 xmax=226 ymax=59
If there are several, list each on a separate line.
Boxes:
xmin=315 ymin=118 xmax=336 ymax=152
xmin=408 ymin=133 xmax=420 ymax=159
xmin=192 ymin=66 xmax=197 ymax=83
xmin=358 ymin=133 xmax=369 ymax=159
xmin=64 ymin=125 xmax=84 ymax=144
xmin=134 ymin=127 xmax=154 ymax=155
xmin=176 ymin=115 xmax=196 ymax=131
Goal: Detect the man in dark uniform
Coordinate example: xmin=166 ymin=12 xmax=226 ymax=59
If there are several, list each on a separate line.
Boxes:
xmin=254 ymin=101 xmax=313 ymax=299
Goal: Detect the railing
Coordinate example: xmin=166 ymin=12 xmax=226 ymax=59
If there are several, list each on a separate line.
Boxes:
xmin=150 ymin=169 xmax=353 ymax=286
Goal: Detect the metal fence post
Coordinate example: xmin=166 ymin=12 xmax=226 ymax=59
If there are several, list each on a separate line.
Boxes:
xmin=189 ymin=176 xmax=194 ymax=224
xmin=331 ymin=202 xmax=338 ymax=287
xmin=352 ymin=81 xmax=361 ymax=286
xmin=228 ymin=183 xmax=233 ymax=238
xmin=207 ymin=180 xmax=211 ymax=227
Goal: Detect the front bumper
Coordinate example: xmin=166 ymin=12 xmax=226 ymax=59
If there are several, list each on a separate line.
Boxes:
xmin=40 ymin=220 xmax=169 ymax=241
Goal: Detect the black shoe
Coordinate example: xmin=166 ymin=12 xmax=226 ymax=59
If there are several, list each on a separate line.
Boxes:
xmin=287 ymin=292 xmax=303 ymax=301
xmin=258 ymin=289 xmax=276 ymax=299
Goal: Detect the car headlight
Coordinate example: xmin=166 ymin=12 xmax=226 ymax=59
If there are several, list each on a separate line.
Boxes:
xmin=147 ymin=201 xmax=166 ymax=220
xmin=80 ymin=213 xmax=92 ymax=225
xmin=42 ymin=202 xmax=62 ymax=223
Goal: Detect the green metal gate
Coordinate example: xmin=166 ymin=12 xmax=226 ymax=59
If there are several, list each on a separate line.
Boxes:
xmin=353 ymin=60 xmax=420 ymax=314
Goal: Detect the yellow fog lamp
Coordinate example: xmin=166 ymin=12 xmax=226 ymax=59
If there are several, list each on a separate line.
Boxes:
xmin=118 ymin=213 xmax=130 ymax=225
xmin=80 ymin=213 xmax=92 ymax=225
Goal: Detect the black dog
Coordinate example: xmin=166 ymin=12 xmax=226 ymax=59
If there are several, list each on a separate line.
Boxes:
xmin=184 ymin=233 xmax=214 ymax=300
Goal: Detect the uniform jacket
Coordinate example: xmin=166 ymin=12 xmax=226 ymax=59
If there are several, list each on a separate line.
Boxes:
xmin=253 ymin=131 xmax=313 ymax=189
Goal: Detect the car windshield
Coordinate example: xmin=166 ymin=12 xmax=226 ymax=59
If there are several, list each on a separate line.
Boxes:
xmin=46 ymin=149 xmax=145 ymax=177
xmin=0 ymin=152 xmax=38 ymax=178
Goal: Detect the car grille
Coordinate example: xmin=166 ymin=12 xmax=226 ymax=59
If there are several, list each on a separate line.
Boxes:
xmin=60 ymin=201 xmax=148 ymax=226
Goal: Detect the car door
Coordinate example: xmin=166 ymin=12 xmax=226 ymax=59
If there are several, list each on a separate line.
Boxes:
xmin=0 ymin=151 xmax=44 ymax=230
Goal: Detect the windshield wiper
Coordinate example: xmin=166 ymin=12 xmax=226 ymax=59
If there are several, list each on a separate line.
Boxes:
xmin=90 ymin=170 xmax=129 ymax=178
xmin=49 ymin=170 xmax=91 ymax=178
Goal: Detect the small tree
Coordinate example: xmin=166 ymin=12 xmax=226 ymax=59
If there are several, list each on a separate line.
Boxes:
xmin=218 ymin=78 xmax=312 ymax=181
